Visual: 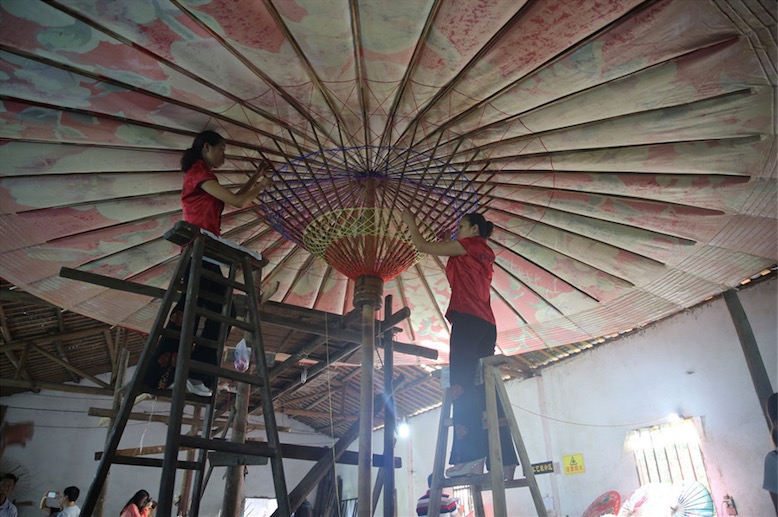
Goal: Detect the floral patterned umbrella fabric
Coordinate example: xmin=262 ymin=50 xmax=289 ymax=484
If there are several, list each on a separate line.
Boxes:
xmin=0 ymin=0 xmax=775 ymax=363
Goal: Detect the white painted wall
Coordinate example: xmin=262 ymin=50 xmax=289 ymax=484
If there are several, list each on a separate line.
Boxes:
xmin=0 ymin=365 xmax=332 ymax=517
xmin=370 ymin=277 xmax=777 ymax=516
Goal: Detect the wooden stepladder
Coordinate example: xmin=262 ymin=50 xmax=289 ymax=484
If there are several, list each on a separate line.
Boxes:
xmin=427 ymin=355 xmax=546 ymax=517
xmin=78 ymin=221 xmax=291 ymax=517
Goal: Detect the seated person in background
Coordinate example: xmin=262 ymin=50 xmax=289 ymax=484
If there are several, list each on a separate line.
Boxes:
xmin=416 ymin=474 xmax=461 ymax=517
xmin=38 ymin=490 xmax=61 ymax=516
xmin=0 ymin=473 xmax=18 ymax=517
xmin=120 ymin=489 xmax=156 ymax=517
xmin=54 ymin=487 xmax=80 ymax=517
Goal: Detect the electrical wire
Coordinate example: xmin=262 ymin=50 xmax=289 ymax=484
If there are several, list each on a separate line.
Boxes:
xmin=509 ymin=401 xmax=675 ymax=429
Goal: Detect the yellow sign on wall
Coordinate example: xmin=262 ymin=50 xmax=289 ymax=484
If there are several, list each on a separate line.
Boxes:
xmin=562 ymin=453 xmax=586 ymax=475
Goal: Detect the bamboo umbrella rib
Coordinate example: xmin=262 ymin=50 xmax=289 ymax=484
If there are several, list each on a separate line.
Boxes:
xmin=396 ymin=0 xmax=538 ymax=148
xmin=37 ymin=1 xmax=318 ymax=145
xmin=259 ymin=0 xmax=357 ymax=152
xmin=418 ymin=35 xmax=744 ymax=155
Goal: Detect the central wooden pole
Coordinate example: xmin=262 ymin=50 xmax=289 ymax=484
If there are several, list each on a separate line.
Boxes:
xmin=354 ymin=275 xmax=383 ymax=517
xmin=222 ymin=381 xmax=250 ymax=516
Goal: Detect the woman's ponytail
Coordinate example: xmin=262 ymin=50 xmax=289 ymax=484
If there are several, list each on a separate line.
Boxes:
xmin=465 ymin=213 xmax=494 ymax=238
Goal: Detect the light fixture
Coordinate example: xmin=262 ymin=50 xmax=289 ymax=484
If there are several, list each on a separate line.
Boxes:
xmin=397 ymin=418 xmax=410 ymax=438
xmin=667 ymin=412 xmax=683 ymax=424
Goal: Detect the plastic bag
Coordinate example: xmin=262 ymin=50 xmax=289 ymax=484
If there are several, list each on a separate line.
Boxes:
xmin=234 ymin=338 xmax=251 ymax=372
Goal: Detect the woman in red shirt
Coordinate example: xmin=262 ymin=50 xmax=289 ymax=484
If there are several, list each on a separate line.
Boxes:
xmin=402 ymin=211 xmax=518 ymax=479
xmin=146 ymin=130 xmax=270 ymax=396
xmin=119 ymin=489 xmax=155 ymax=517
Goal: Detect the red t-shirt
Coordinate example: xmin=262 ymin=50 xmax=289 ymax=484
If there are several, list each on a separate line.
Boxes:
xmin=182 ymin=160 xmax=224 ymax=235
xmin=120 ymin=505 xmax=149 ymax=517
xmin=445 ymin=236 xmax=496 ymax=325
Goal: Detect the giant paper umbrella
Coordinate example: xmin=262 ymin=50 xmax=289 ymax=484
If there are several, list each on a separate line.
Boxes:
xmin=0 ymin=1 xmax=776 ymax=361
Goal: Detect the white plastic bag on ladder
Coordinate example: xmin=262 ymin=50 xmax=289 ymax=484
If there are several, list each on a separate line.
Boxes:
xmin=234 ymin=338 xmax=251 ymax=372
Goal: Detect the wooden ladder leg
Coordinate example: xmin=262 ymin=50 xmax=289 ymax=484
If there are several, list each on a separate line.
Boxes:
xmin=79 ymin=244 xmax=194 ymax=517
xmin=243 ymin=257 xmax=292 ymax=517
xmin=428 ymin=387 xmax=453 ymax=517
xmin=494 ymin=367 xmax=547 ymax=516
xmin=484 ymin=363 xmax=508 ymax=517
xmin=158 ymin=237 xmax=207 ymax=515
xmin=189 ymin=259 xmax=241 ymax=516
xmin=473 ymin=486 xmax=486 ymax=517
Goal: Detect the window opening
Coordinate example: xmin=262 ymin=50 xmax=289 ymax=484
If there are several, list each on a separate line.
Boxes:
xmin=627 ymin=418 xmax=711 ymax=491
xmin=242 ymin=497 xmax=278 ymax=517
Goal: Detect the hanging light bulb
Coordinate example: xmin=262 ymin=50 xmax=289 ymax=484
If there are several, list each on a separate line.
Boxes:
xmin=301 ymin=367 xmax=308 ymax=384
xmin=397 ymin=418 xmax=410 ymax=438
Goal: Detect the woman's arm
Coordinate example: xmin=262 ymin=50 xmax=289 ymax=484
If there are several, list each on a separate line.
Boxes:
xmin=401 ymin=210 xmax=466 ymax=257
xmin=200 ymin=175 xmax=270 ymax=208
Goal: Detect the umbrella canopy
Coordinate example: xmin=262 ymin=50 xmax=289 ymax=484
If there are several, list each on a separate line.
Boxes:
xmin=0 ymin=0 xmax=775 ymax=363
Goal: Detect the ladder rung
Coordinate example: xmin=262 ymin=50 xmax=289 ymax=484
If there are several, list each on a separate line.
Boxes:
xmin=158 ymin=328 xmax=220 ymax=349
xmin=196 ymin=307 xmax=254 ymax=331
xmin=179 ymin=435 xmax=279 ymax=458
xmin=189 ymin=360 xmax=265 ymax=386
xmin=136 ymin=384 xmax=212 ymax=405
xmin=108 ymin=455 xmax=201 ymax=470
xmin=199 ymin=268 xmax=251 ymax=292
xmin=196 ymin=288 xmax=230 ymax=306
xmin=440 ymin=416 xmax=508 ymax=429
xmin=436 ymin=474 xmax=529 ymax=490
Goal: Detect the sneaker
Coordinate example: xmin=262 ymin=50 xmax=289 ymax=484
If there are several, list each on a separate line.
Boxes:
xmin=186 ymin=379 xmax=212 ymax=397
xmin=445 ymin=458 xmax=484 ymax=477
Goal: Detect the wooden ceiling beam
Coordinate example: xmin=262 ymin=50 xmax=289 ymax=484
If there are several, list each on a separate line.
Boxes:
xmin=54 ymin=341 xmax=81 ymax=383
xmin=0 ymin=326 xmax=110 ymax=352
xmin=0 ymin=304 xmax=12 ymax=342
xmin=0 ymin=377 xmax=113 ymax=396
xmin=280 ymin=408 xmax=361 ymax=422
xmin=29 ymin=343 xmax=110 ymax=388
xmin=57 ymin=267 xmax=436 ymax=360
xmin=13 ymin=344 xmax=31 ymax=381
xmin=3 ymin=349 xmax=31 ymax=382
xmin=103 ymin=329 xmax=117 ymax=378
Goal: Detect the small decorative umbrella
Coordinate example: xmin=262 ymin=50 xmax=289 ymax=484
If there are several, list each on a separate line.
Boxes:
xmin=582 ymin=490 xmax=621 ymax=517
xmin=668 ymin=481 xmax=714 ymax=517
xmin=618 ymin=483 xmax=673 ymax=517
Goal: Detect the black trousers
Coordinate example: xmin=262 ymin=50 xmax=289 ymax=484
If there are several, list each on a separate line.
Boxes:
xmin=448 ymin=311 xmax=519 ymax=468
xmin=145 ymin=260 xmax=233 ymax=390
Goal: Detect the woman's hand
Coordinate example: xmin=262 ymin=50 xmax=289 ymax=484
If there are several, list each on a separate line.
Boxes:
xmin=401 ymin=209 xmax=416 ymax=227
xmin=400 ymin=209 xmax=467 ymax=257
xmin=256 ymin=174 xmax=272 ymax=191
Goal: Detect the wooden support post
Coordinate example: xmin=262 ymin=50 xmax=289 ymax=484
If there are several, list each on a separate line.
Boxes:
xmin=222 ymin=381 xmax=250 ymax=517
xmin=382 ymin=294 xmax=396 ymax=517
xmin=95 ymin=347 xmax=130 ymax=516
xmin=723 ymin=289 xmax=775 ymax=429
xmin=178 ymin=406 xmax=202 ymax=517
xmin=272 ymin=376 xmax=407 ymax=517
xmin=358 ymin=300 xmax=375 ymax=517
